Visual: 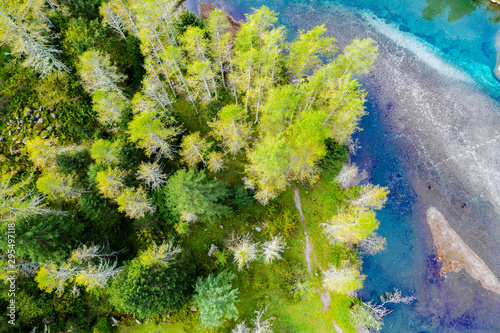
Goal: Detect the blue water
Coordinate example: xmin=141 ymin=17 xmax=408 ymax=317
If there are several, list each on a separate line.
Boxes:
xmin=186 ymin=0 xmax=500 ymax=331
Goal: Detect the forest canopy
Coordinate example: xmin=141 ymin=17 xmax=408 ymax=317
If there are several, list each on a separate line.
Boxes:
xmin=0 ymin=1 xmax=405 ymax=332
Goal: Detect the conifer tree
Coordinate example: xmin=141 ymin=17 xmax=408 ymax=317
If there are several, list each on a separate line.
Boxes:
xmin=165 ymin=169 xmax=231 ymax=224
xmin=95 ymin=166 xmax=127 ymax=199
xmin=179 ymin=132 xmax=211 ymax=168
xmin=321 ymin=206 xmax=379 ymax=245
xmin=36 ymin=172 xmax=81 ymax=200
xmin=322 ymin=263 xmax=365 ymax=297
xmin=92 ymin=90 xmax=129 ymax=126
xmin=350 ymin=184 xmax=389 ymax=211
xmin=207 ymin=151 xmax=225 ymax=173
xmin=136 ymin=161 xmax=168 ymax=189
xmin=209 ymin=104 xmax=252 ymax=155
xmin=128 ymin=111 xmax=181 ymax=158
xmin=208 ymin=9 xmax=233 ymax=89
xmin=77 ymin=49 xmax=127 ymax=94
xmin=287 ymin=24 xmax=337 ymax=78
xmin=116 ymin=187 xmax=156 ymax=219
xmin=90 ymin=139 xmax=122 ymax=165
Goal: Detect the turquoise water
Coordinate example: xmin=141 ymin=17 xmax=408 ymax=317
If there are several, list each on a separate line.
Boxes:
xmin=186 ymin=0 xmax=500 ymax=331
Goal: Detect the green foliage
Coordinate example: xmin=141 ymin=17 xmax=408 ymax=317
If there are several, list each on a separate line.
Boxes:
xmin=193 ymin=271 xmax=239 ymax=329
xmin=228 ymin=183 xmax=256 ymax=209
xmin=63 ymin=17 xmax=108 ymax=58
xmin=263 ymin=207 xmax=298 ymax=238
xmin=58 ymin=0 xmax=104 ymax=20
xmin=164 ymin=169 xmax=232 ymax=224
xmin=175 ymin=11 xmax=206 ymax=36
xmin=56 ymin=149 xmax=92 ymax=176
xmin=321 ymin=139 xmax=348 ymax=172
xmin=0 ymin=214 xmax=84 ymax=264
xmin=109 ymin=259 xmax=194 ymax=319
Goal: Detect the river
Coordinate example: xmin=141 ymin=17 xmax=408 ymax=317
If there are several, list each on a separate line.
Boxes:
xmin=185 ymin=0 xmax=500 ymax=331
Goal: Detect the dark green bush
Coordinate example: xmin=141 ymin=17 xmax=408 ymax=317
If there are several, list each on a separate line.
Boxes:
xmin=175 ymin=11 xmax=206 ymax=36
xmin=56 ymin=149 xmax=92 ymax=176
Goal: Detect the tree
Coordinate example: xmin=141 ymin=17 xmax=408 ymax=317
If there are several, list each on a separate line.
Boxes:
xmin=0 ymin=174 xmax=68 ymax=222
xmin=251 ymin=306 xmax=274 ymax=333
xmin=286 ymin=24 xmax=337 ymax=78
xmin=0 ymin=4 xmax=70 ymax=76
xmin=359 ymin=234 xmax=386 ymax=255
xmin=193 ymin=271 xmax=239 ymax=329
xmin=186 ymin=60 xmax=217 ymax=103
xmin=136 ymin=161 xmax=168 ymax=189
xmin=92 ymin=90 xmax=129 ymax=126
xmin=228 ymin=233 xmax=259 ymax=270
xmin=207 ymin=151 xmax=225 ymax=173
xmin=108 ymin=259 xmax=193 ymax=318
xmin=128 ymin=111 xmax=181 ymax=158
xmin=75 ymin=260 xmax=123 ymax=291
xmin=26 ymin=137 xmax=83 ymax=170
xmin=334 ymin=163 xmax=368 ymax=189
xmin=137 ymin=240 xmax=181 ymax=267
xmin=322 ymin=263 xmax=365 ymax=297
xmin=261 ymin=235 xmax=286 ymax=264
xmin=208 ymin=9 xmax=232 ymax=89
xmin=95 ymin=166 xmax=127 ymax=199
xmin=245 ymin=135 xmax=291 ymax=205
xmin=116 ymin=187 xmax=156 ymax=219
xmin=350 ymin=184 xmax=389 ymax=211
xmin=36 ymin=172 xmax=81 ymax=200
xmin=321 ymin=206 xmax=379 ymax=245
xmin=209 ymin=104 xmax=252 ymax=155
xmin=70 ymin=244 xmax=121 ymax=264
xmin=77 ymin=49 xmax=126 ymax=94
xmin=232 ymin=322 xmax=251 ymax=333
xmin=0 ymin=214 xmax=84 ymax=264
xmin=164 ymin=169 xmax=231 ymax=224
xmin=179 ymin=132 xmax=211 ymax=168
xmin=91 ymin=139 xmax=122 ymax=165
xmin=100 ymin=0 xmax=130 ymax=39
xmin=35 ymin=262 xmax=79 ymax=295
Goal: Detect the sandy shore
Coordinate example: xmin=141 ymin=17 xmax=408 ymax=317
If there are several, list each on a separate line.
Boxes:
xmin=426 ymin=207 xmax=500 ymax=294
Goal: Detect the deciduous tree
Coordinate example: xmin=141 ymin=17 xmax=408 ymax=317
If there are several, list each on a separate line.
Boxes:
xmin=322 ymin=263 xmax=365 ymax=297
xmin=179 ymin=132 xmax=211 ymax=168
xmin=116 ymin=186 xmax=155 ymax=219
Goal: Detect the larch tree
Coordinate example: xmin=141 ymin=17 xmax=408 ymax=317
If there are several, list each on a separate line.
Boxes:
xmin=128 ymin=110 xmax=181 ymax=159
xmin=92 ymin=90 xmax=129 ymax=126
xmin=136 ymin=161 xmax=168 ymax=189
xmin=209 ymin=104 xmax=252 ymax=155
xmin=228 ymin=233 xmax=259 ymax=270
xmin=186 ymin=60 xmax=217 ymax=103
xmin=90 ymin=139 xmax=122 ymax=165
xmin=0 ymin=174 xmax=68 ymax=222
xmin=207 ymin=151 xmax=226 ymax=173
xmin=179 ymin=132 xmax=212 ymax=168
xmin=77 ymin=49 xmax=127 ymax=94
xmin=321 ymin=206 xmax=380 ymax=246
xmin=0 ymin=3 xmax=69 ymax=76
xmin=138 ymin=240 xmax=181 ymax=267
xmin=95 ymin=166 xmax=127 ymax=199
xmin=322 ymin=263 xmax=365 ymax=297
xmin=25 ymin=136 xmax=83 ymax=171
xmin=75 ymin=260 xmax=123 ymax=291
xmin=261 ymin=235 xmax=286 ymax=264
xmin=36 ymin=172 xmax=81 ymax=201
xmin=286 ymin=24 xmax=337 ymax=78
xmin=208 ymin=9 xmax=233 ymax=89
xmin=116 ymin=186 xmax=156 ymax=219
xmin=350 ymin=184 xmax=389 ymax=211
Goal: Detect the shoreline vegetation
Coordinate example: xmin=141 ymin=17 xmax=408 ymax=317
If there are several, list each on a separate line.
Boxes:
xmin=0 ymin=1 xmax=415 ymax=332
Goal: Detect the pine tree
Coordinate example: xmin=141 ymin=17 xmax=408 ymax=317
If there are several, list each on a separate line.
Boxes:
xmin=179 ymin=132 xmax=211 ymax=168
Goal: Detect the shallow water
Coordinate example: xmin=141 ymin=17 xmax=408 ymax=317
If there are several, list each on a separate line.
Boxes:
xmin=186 ymin=0 xmax=500 ymax=331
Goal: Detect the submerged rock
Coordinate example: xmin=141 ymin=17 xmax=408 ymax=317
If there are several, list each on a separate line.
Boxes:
xmin=426 ymin=207 xmax=500 ymax=294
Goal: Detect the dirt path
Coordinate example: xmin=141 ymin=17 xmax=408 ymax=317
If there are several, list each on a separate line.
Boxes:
xmin=293 ymin=185 xmax=312 ymax=278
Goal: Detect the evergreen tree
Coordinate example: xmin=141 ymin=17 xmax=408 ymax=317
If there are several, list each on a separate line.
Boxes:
xmin=164 ymin=169 xmax=231 ymax=224
xmin=193 ymin=271 xmax=239 ymax=329
xmin=109 ymin=259 xmax=193 ymax=318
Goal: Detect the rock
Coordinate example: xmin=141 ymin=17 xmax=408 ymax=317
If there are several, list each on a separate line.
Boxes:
xmin=255 ymin=227 xmax=262 ymax=232
xmin=50 ymin=113 xmax=56 ymax=118
xmin=0 ymin=136 xmax=4 ymax=142
xmin=37 ymin=118 xmax=44 ymax=124
xmin=219 ymin=225 xmax=223 ymax=229
xmin=208 ymin=244 xmax=218 ymax=257
xmin=8 ymin=131 xmax=12 ymax=136
xmin=135 ymin=319 xmax=142 ymax=325
xmin=426 ymin=207 xmax=500 ymax=294
xmin=111 ymin=316 xmax=118 ymax=324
